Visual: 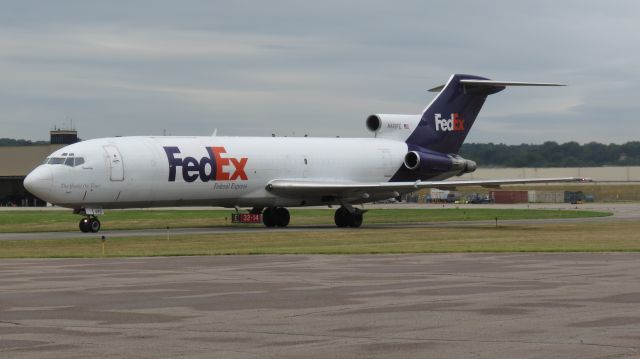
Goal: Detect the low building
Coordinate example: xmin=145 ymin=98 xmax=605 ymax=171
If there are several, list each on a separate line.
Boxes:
xmin=0 ymin=130 xmax=76 ymax=206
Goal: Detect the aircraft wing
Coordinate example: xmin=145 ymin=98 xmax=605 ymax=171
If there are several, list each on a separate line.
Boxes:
xmin=265 ymin=177 xmax=590 ymax=200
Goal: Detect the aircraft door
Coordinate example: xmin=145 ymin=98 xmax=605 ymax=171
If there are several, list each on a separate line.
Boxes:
xmin=380 ymin=149 xmax=393 ymax=178
xmin=103 ymin=145 xmax=124 ymax=181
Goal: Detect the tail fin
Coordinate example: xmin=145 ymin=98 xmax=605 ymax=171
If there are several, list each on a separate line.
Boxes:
xmin=405 ymin=74 xmax=564 ymax=154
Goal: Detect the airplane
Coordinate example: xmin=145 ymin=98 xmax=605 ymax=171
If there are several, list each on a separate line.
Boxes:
xmin=23 ymin=74 xmax=589 ymax=233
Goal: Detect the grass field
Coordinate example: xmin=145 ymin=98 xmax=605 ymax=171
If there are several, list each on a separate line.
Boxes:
xmin=0 ymin=208 xmax=611 ymax=233
xmin=0 ymin=208 xmax=622 ymax=258
xmin=0 ymin=220 xmax=637 ymax=258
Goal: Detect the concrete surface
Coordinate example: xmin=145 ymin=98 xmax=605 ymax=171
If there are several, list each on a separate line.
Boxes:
xmin=2 ymin=254 xmax=640 ymax=358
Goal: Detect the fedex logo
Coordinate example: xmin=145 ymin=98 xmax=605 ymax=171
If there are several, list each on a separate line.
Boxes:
xmin=163 ymin=146 xmax=248 ymax=182
xmin=434 ymin=113 xmax=465 ymax=132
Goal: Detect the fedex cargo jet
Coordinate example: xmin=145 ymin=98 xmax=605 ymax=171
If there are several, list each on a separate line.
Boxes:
xmin=24 ymin=74 xmax=588 ymax=232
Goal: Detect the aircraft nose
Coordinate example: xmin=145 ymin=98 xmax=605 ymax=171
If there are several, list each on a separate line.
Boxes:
xmin=24 ymin=166 xmax=53 ymax=200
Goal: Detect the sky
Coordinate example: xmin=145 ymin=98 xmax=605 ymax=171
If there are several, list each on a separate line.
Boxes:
xmin=0 ymin=0 xmax=638 ymax=144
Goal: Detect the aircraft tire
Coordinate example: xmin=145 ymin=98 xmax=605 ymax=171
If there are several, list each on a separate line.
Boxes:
xmin=349 ymin=212 xmax=363 ymax=228
xmin=334 ymin=207 xmax=350 ymax=228
xmin=79 ymin=218 xmax=91 ymax=233
xmin=263 ymin=208 xmax=276 ymax=227
xmin=274 ymin=207 xmax=290 ymax=227
xmin=89 ymin=218 xmax=101 ymax=233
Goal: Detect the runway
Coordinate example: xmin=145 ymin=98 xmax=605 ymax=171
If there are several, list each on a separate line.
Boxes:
xmin=2 ymin=254 xmax=640 ymax=358
xmin=0 ymin=203 xmax=638 ymax=241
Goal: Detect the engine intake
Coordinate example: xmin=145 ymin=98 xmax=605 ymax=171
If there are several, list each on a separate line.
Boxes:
xmin=403 ymin=151 xmax=421 ymax=170
xmin=366 ymin=115 xmax=382 ymax=132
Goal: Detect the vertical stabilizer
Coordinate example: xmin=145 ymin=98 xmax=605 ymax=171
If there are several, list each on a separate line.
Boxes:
xmin=405 ymin=74 xmax=503 ymax=154
xmin=404 ymin=74 xmax=564 ymax=154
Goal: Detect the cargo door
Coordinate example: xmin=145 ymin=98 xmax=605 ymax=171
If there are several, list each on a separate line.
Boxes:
xmin=104 ymin=145 xmax=124 ymax=181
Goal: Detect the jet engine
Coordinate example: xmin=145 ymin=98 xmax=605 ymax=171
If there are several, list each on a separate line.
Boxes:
xmin=366 ymin=114 xmax=421 ymax=140
xmin=403 ymin=150 xmax=477 ymax=176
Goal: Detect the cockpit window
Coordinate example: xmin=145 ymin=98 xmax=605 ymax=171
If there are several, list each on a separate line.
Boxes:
xmin=48 ymin=157 xmax=65 ymax=165
xmin=46 ymin=155 xmax=86 ymax=167
xmin=42 ymin=157 xmax=50 ymax=164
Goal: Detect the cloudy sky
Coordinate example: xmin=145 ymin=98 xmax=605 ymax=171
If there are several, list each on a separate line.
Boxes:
xmin=0 ymin=0 xmax=638 ymax=144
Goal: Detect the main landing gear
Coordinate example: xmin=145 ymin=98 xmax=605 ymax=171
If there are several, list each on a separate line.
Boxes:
xmin=79 ymin=216 xmax=101 ymax=233
xmin=262 ymin=207 xmax=290 ymax=227
xmin=334 ymin=206 xmax=364 ymax=228
xmin=261 ymin=206 xmax=365 ymax=228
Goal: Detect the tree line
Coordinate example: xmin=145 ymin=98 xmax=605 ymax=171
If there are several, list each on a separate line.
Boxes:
xmin=0 ymin=138 xmax=49 ymax=146
xmin=459 ymin=141 xmax=640 ymax=167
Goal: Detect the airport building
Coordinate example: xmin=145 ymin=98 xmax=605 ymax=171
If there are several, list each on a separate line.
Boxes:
xmin=0 ymin=130 xmax=77 ymax=206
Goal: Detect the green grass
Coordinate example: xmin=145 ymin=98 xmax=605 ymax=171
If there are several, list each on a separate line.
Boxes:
xmin=0 ymin=208 xmax=611 ymax=233
xmin=0 ymin=221 xmax=638 ymax=258
xmin=0 ymin=208 xmax=618 ymax=258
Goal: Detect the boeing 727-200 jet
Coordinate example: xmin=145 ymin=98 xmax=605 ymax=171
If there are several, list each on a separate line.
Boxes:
xmin=24 ymin=74 xmax=589 ymax=232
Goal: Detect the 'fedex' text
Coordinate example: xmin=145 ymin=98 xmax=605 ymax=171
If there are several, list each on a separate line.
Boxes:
xmin=434 ymin=113 xmax=465 ymax=132
xmin=163 ymin=146 xmax=248 ymax=182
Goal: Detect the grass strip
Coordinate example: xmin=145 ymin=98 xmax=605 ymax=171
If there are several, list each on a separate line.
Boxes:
xmin=0 ymin=221 xmax=637 ymax=258
xmin=0 ymin=208 xmax=611 ymax=233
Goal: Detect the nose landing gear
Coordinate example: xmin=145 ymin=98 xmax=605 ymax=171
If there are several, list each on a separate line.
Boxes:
xmin=79 ymin=216 xmax=101 ymax=233
xmin=75 ymin=208 xmax=104 ymax=233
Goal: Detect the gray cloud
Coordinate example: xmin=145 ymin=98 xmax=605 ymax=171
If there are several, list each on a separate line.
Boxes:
xmin=0 ymin=0 xmax=638 ymax=143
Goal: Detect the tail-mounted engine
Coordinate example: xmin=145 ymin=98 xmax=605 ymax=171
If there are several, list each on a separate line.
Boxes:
xmin=366 ymin=114 xmax=421 ymax=141
xmin=403 ymin=150 xmax=476 ymax=176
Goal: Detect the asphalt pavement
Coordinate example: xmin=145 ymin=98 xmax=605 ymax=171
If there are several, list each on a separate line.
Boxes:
xmin=1 ymin=254 xmax=640 ymax=358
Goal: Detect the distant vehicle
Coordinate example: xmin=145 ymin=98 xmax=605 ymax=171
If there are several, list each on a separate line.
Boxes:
xmin=466 ymin=193 xmax=493 ymax=204
xmin=24 ymin=74 xmax=588 ymax=232
xmin=445 ymin=193 xmax=461 ymax=203
xmin=565 ymin=191 xmax=595 ymax=204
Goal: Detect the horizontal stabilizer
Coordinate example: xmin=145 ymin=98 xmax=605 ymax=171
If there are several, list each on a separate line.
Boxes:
xmin=429 ymin=80 xmax=566 ymax=92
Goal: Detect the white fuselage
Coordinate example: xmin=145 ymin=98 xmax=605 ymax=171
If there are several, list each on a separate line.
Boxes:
xmin=26 ymin=136 xmax=409 ymax=209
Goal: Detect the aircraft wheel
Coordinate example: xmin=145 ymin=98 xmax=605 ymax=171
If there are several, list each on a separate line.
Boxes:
xmin=350 ymin=212 xmax=363 ymax=228
xmin=79 ymin=218 xmax=91 ymax=233
xmin=263 ymin=207 xmax=276 ymax=227
xmin=89 ymin=218 xmax=101 ymax=233
xmin=334 ymin=207 xmax=350 ymax=228
xmin=274 ymin=207 xmax=290 ymax=227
